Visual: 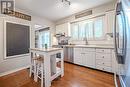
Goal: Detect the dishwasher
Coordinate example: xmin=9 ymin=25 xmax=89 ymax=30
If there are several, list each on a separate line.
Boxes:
xmin=64 ymin=47 xmax=74 ymax=63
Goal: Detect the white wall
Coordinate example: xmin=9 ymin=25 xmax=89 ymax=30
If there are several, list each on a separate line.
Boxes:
xmin=56 ymin=1 xmax=116 ymax=24
xmin=55 ymin=1 xmax=116 ymax=45
xmin=0 ymin=9 xmax=55 ymax=76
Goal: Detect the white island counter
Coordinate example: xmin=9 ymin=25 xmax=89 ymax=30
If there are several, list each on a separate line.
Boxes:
xmin=30 ymin=48 xmax=64 ymax=87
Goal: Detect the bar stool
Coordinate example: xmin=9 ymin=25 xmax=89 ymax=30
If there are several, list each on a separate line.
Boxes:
xmin=29 ymin=53 xmax=41 ymax=81
xmin=35 ymin=56 xmax=44 ymax=87
xmin=35 ymin=56 xmax=61 ymax=87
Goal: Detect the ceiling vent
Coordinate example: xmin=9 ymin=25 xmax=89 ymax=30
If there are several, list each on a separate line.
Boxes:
xmin=75 ymin=10 xmax=92 ymax=19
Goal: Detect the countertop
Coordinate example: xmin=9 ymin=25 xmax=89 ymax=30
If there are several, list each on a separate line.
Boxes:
xmin=63 ymin=44 xmax=114 ymax=49
xmin=30 ymin=48 xmax=63 ymax=52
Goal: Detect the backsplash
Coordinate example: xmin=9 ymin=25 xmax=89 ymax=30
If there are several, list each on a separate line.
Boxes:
xmin=68 ymin=37 xmax=114 ymax=45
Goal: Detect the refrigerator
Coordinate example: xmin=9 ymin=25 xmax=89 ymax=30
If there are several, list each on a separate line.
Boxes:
xmin=114 ymin=0 xmax=130 ymax=87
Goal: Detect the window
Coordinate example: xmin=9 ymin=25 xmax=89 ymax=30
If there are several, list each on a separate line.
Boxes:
xmin=79 ymin=21 xmax=86 ymax=40
xmin=39 ymin=30 xmax=50 ymax=48
xmin=94 ymin=17 xmax=104 ymax=39
xmin=71 ymin=23 xmax=79 ymax=40
xmin=70 ymin=16 xmax=104 ymax=40
xmin=35 ymin=27 xmax=50 ymax=48
xmin=85 ymin=21 xmax=93 ymax=40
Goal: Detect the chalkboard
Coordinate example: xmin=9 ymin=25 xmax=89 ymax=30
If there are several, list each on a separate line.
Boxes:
xmin=6 ymin=22 xmax=30 ymax=57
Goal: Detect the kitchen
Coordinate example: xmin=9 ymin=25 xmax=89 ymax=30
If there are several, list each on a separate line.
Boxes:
xmin=0 ymin=0 xmax=130 ymax=87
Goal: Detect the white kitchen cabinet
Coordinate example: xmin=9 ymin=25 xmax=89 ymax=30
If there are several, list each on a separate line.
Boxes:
xmin=74 ymin=48 xmax=96 ymax=68
xmin=105 ymin=11 xmax=115 ymax=33
xmin=112 ymin=50 xmax=119 ymax=74
xmin=74 ymin=48 xmax=82 ymax=65
xmin=73 ymin=47 xmax=117 ymax=73
xmin=95 ymin=48 xmax=112 ymax=72
xmin=84 ymin=52 xmax=95 ymax=68
xmin=56 ymin=22 xmax=70 ymax=36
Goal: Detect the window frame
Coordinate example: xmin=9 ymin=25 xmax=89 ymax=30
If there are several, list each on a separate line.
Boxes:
xmin=70 ymin=16 xmax=106 ymax=41
xmin=70 ymin=23 xmax=79 ymax=40
xmin=38 ymin=30 xmax=51 ymax=48
xmin=93 ymin=16 xmax=106 ymax=40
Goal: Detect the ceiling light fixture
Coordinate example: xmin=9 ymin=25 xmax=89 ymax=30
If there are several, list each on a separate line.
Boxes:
xmin=61 ymin=0 xmax=71 ymax=5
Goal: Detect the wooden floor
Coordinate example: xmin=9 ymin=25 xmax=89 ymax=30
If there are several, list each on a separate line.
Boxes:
xmin=0 ymin=63 xmax=115 ymax=87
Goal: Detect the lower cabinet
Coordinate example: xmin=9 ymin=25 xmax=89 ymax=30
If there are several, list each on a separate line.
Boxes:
xmin=74 ymin=47 xmax=117 ymax=73
xmin=74 ymin=48 xmax=82 ymax=65
xmin=83 ymin=52 xmax=95 ymax=68
xmin=74 ymin=48 xmax=96 ymax=69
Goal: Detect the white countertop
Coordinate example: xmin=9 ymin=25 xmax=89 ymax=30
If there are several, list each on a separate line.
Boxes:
xmin=30 ymin=48 xmax=63 ymax=52
xmin=63 ymin=44 xmax=114 ymax=49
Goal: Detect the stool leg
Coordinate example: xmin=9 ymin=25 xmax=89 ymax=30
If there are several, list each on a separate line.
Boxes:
xmin=35 ymin=63 xmax=39 ymax=82
xmin=29 ymin=65 xmax=32 ymax=77
xmin=34 ymin=61 xmax=37 ymax=82
xmin=41 ymin=63 xmax=44 ymax=87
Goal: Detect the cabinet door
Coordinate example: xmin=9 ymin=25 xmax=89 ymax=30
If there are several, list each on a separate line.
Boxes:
xmin=112 ymin=50 xmax=119 ymax=73
xmin=74 ymin=54 xmax=82 ymax=65
xmin=83 ymin=52 xmax=95 ymax=68
xmin=74 ymin=48 xmax=82 ymax=65
xmin=56 ymin=23 xmax=70 ymax=36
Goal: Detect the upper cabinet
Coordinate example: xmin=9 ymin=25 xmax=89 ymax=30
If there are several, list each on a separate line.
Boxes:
xmin=105 ymin=11 xmax=115 ymax=33
xmin=55 ymin=23 xmax=70 ymax=36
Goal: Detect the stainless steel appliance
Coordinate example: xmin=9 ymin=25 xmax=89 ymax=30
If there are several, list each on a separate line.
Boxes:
xmin=114 ymin=0 xmax=130 ymax=87
xmin=52 ymin=45 xmax=74 ymax=63
xmin=64 ymin=47 xmax=74 ymax=63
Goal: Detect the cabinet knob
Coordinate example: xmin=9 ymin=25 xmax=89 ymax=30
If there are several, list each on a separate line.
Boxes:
xmin=102 ymin=56 xmax=104 ymax=58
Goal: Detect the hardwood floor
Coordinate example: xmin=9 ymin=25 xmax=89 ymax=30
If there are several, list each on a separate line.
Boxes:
xmin=0 ymin=63 xmax=115 ymax=87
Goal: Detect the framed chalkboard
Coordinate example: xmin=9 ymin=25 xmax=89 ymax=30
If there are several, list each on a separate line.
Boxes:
xmin=4 ymin=22 xmax=30 ymax=59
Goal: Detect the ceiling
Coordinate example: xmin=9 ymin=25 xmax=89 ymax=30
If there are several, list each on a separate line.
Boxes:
xmin=15 ymin=0 xmax=114 ymax=21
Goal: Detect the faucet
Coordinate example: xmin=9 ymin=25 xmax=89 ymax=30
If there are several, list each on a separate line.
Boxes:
xmin=84 ymin=37 xmax=88 ymax=45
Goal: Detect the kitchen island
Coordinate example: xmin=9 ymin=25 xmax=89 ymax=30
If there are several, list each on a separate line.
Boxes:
xmin=30 ymin=48 xmax=64 ymax=87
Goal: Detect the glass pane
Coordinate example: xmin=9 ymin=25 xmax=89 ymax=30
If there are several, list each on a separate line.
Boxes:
xmin=39 ymin=31 xmax=50 ymax=48
xmin=85 ymin=22 xmax=93 ymax=39
xmin=94 ymin=18 xmax=103 ymax=38
xmin=79 ymin=22 xmax=86 ymax=40
xmin=71 ymin=24 xmax=79 ymax=40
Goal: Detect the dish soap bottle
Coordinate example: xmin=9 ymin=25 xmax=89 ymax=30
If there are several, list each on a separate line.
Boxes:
xmin=45 ymin=44 xmax=48 ymax=49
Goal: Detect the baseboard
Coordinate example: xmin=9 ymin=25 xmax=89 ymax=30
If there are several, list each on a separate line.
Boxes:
xmin=0 ymin=65 xmax=30 ymax=77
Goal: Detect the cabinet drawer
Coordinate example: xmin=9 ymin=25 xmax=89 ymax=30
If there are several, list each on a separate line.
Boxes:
xmin=96 ymin=65 xmax=104 ymax=71
xmin=104 ymin=66 xmax=112 ymax=72
xmin=96 ymin=59 xmax=112 ymax=67
xmin=96 ymin=59 xmax=104 ymax=65
xmin=83 ymin=48 xmax=95 ymax=52
xmin=96 ymin=65 xmax=112 ymax=72
xmin=96 ymin=53 xmax=111 ymax=61
xmin=96 ymin=49 xmax=111 ymax=53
